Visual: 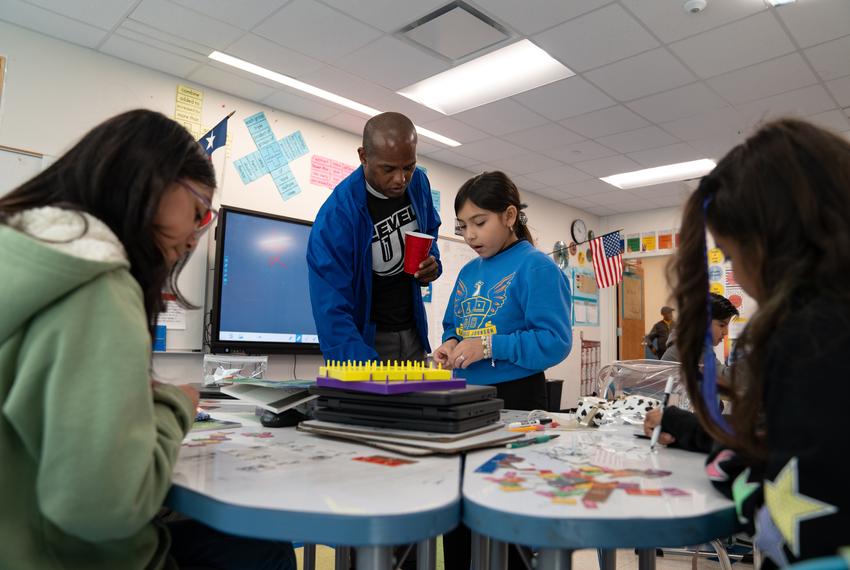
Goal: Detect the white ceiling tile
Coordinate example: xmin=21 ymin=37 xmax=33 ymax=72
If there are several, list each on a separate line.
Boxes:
xmin=806 ymin=109 xmax=850 ymax=133
xmin=707 ymin=53 xmax=818 ymax=105
xmin=415 ymin=140 xmax=442 ymax=155
xmin=453 ymin=99 xmax=549 ymax=135
xmin=525 ymin=164 xmax=592 ymax=186
xmin=596 ymin=126 xmax=679 ymax=153
xmin=660 ymin=107 xmax=745 ymax=141
xmin=512 ymin=76 xmax=615 ymax=120
xmin=225 ymin=34 xmax=325 ymax=79
xmin=100 ymin=34 xmax=201 ymax=77
xmin=262 ymin=89 xmax=343 ymax=122
xmin=25 ymin=0 xmax=137 ymax=31
xmin=805 ymin=35 xmax=850 ymax=82
xmin=338 ymin=36 xmax=450 ymax=90
xmin=573 ymin=155 xmax=643 ymax=177
xmin=321 ymin=0 xmax=449 ymax=33
xmin=0 ymin=0 xmax=108 ymax=47
xmin=826 ymin=76 xmax=850 ymax=107
xmin=735 ymin=84 xmax=838 ymax=126
xmin=488 ymin=153 xmax=565 ymax=176
xmin=298 ymin=65 xmax=444 ymax=124
xmin=501 ymin=123 xmax=585 ymax=152
xmin=116 ymin=21 xmax=211 ymax=57
xmin=511 ymin=175 xmax=549 ymax=191
xmin=670 ymin=12 xmax=795 ymax=79
xmin=452 ymin=138 xmax=530 ymax=162
xmin=187 ymin=65 xmax=276 ymax=101
xmin=323 ymin=112 xmax=369 ymax=136
xmin=777 ymin=0 xmax=850 ymax=48
xmin=424 ymin=149 xmax=481 ymax=168
xmin=626 ymin=82 xmax=727 ymax=123
xmin=532 ymin=4 xmax=658 ymax=72
xmin=687 ymin=134 xmax=745 ymax=160
xmin=253 ymin=0 xmax=382 ymax=62
xmin=585 ymin=48 xmax=696 ymax=101
xmin=420 ymin=118 xmax=489 ymax=144
xmin=557 ymin=178 xmax=618 ymax=197
xmin=586 ymin=204 xmax=619 ymax=215
xmin=560 ymin=196 xmax=597 ymax=208
xmin=130 ymin=0 xmax=245 ymax=50
xmin=627 ymin=142 xmax=703 ymax=168
xmin=467 ymin=0 xmax=613 ymax=35
xmin=542 ymin=139 xmax=619 ymax=163
xmin=559 ymin=105 xmax=650 ymax=138
xmin=403 ymin=6 xmax=508 ymax=60
xmin=622 ymin=0 xmax=768 ymax=43
xmin=170 ymin=0 xmax=287 ymax=31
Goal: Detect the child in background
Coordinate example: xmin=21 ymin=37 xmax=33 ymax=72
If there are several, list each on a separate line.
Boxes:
xmin=434 ymin=171 xmax=572 ymax=569
xmin=0 ymin=110 xmax=294 ymax=570
xmin=672 ymin=118 xmax=850 ymax=567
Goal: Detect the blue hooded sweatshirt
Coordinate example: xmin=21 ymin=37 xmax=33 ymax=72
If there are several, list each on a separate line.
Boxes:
xmin=441 ymin=240 xmax=572 ymax=385
xmin=307 ymin=166 xmax=441 ymax=362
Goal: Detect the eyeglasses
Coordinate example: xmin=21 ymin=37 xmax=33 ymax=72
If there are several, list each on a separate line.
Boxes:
xmin=177 ymin=180 xmax=218 ymax=233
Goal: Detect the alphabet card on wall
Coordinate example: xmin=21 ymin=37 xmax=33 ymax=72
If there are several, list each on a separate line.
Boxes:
xmin=234 ymin=112 xmax=309 ymax=202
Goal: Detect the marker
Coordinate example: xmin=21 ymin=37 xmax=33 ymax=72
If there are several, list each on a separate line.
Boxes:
xmin=650 ymin=375 xmax=675 ymax=452
xmin=506 ymin=434 xmax=560 ymax=449
xmin=507 ymin=418 xmax=553 ymax=429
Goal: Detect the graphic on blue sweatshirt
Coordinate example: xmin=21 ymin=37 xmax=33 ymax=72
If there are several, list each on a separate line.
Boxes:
xmin=453 ymin=274 xmax=515 ymax=338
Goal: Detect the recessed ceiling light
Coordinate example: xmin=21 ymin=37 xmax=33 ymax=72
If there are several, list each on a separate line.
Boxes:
xmin=208 ymin=51 xmax=461 ymax=147
xmin=600 ymin=159 xmax=717 ymax=189
xmin=397 ymin=40 xmax=574 ymax=115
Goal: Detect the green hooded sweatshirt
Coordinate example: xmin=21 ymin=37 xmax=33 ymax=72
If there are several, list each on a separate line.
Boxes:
xmin=0 ymin=208 xmax=193 ymax=569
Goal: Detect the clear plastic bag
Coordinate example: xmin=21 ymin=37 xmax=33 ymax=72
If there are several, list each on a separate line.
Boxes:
xmin=202 ymin=354 xmax=268 ymax=386
xmin=593 ymin=359 xmax=689 ymax=411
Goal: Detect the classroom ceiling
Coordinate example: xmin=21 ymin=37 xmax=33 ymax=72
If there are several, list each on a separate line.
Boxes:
xmin=3 ymin=0 xmax=850 ymax=216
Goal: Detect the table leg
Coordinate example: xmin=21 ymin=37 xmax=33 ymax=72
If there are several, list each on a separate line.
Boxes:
xmin=488 ymin=540 xmax=508 ymax=570
xmin=335 ymin=546 xmax=351 ymax=570
xmin=471 ymin=532 xmax=490 ymax=570
xmin=637 ymin=548 xmax=656 ymax=570
xmin=355 ymin=546 xmax=394 ymax=570
xmin=709 ymin=539 xmax=733 ymax=570
xmin=417 ymin=538 xmax=437 ymax=570
xmin=304 ymin=544 xmax=317 ymax=570
xmin=537 ymin=548 xmax=572 ymax=570
xmin=597 ymin=549 xmax=616 ymax=570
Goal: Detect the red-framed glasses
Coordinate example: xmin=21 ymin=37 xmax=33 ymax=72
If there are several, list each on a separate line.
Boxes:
xmin=177 ymin=180 xmax=218 ymax=233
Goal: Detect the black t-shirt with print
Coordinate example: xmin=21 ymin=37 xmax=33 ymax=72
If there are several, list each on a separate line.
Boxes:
xmin=366 ymin=188 xmax=418 ymax=331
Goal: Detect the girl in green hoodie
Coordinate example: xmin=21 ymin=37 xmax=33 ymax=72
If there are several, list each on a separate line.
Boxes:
xmin=0 ymin=110 xmax=294 ymax=570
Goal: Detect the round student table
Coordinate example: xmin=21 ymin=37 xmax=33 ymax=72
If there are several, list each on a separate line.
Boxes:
xmin=462 ymin=423 xmax=738 ymax=570
xmin=166 ymin=413 xmax=461 ymax=570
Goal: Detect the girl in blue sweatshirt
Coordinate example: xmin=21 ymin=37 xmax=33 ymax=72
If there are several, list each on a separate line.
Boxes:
xmin=433 ymin=171 xmax=572 ymax=411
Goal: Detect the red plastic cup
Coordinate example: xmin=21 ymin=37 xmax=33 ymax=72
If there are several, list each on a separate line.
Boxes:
xmin=404 ymin=231 xmax=433 ymax=275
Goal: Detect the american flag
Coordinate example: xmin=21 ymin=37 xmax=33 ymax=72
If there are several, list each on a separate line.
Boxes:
xmin=590 ymin=231 xmax=624 ymax=288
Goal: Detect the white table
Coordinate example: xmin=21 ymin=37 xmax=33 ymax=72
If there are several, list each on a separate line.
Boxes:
xmin=166 ymin=413 xmax=461 ymax=570
xmin=462 ymin=423 xmax=737 ymax=570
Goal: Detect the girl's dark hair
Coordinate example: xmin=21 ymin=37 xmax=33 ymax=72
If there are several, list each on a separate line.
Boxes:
xmin=710 ymin=293 xmax=739 ymax=322
xmin=454 ymin=171 xmax=531 ymax=243
xmin=671 ymin=118 xmax=850 ymax=459
xmin=0 ymin=109 xmax=216 ymax=337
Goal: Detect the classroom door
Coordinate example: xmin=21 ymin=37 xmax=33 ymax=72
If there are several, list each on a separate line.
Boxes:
xmin=618 ymin=262 xmax=645 ymax=360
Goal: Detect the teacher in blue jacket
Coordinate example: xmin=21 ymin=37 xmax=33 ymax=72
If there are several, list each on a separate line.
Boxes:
xmin=307 ymin=112 xmax=441 ymax=363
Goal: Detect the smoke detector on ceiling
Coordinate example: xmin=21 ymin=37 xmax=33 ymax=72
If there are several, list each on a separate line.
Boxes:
xmin=683 ymin=0 xmax=707 ymax=13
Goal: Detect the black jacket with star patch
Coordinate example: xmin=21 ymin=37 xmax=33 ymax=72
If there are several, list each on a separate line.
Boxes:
xmin=705 ymin=297 xmax=850 ymax=568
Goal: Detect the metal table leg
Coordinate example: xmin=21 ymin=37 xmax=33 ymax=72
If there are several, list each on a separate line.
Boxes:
xmin=417 ymin=538 xmax=437 ymax=570
xmin=471 ymin=532 xmax=490 ymax=570
xmin=303 ymin=544 xmax=317 ymax=570
xmin=488 ymin=540 xmax=508 ymax=570
xmin=355 ymin=546 xmax=394 ymax=570
xmin=537 ymin=548 xmax=572 ymax=570
xmin=597 ymin=548 xmax=616 ymax=570
xmin=335 ymin=546 xmax=351 ymax=570
xmin=637 ymin=548 xmax=657 ymax=570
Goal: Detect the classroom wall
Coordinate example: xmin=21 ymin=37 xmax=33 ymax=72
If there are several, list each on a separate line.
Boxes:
xmin=0 ymin=21 xmax=605 ymax=408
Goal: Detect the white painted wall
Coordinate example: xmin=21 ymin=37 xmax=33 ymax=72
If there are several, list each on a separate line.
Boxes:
xmin=0 ymin=21 xmax=608 ymax=408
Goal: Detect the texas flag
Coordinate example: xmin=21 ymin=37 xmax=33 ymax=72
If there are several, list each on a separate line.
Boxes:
xmin=200 ymin=112 xmax=232 ymax=156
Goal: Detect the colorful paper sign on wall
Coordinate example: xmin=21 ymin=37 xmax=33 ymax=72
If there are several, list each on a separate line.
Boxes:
xmin=626 ymin=233 xmax=641 ymax=253
xmin=234 ymin=112 xmax=308 ymax=201
xmin=657 ymin=229 xmax=673 ymax=250
xmin=431 ymin=190 xmax=440 ymax=212
xmin=708 ymin=248 xmax=725 ymax=264
xmin=641 ymin=232 xmax=657 ymax=252
xmin=309 ymin=155 xmax=356 ymax=190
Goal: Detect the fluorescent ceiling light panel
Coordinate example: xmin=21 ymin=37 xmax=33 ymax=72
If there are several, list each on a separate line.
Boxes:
xmin=600 ymin=159 xmax=717 ymax=189
xmin=767 ymin=0 xmax=796 ymax=6
xmin=208 ymin=51 xmax=461 ymax=147
xmin=397 ymin=39 xmax=574 ymax=115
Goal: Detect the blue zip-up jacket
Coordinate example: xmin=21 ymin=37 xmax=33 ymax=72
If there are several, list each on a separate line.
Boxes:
xmin=441 ymin=240 xmax=572 ymax=385
xmin=307 ymin=166 xmax=441 ymax=362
